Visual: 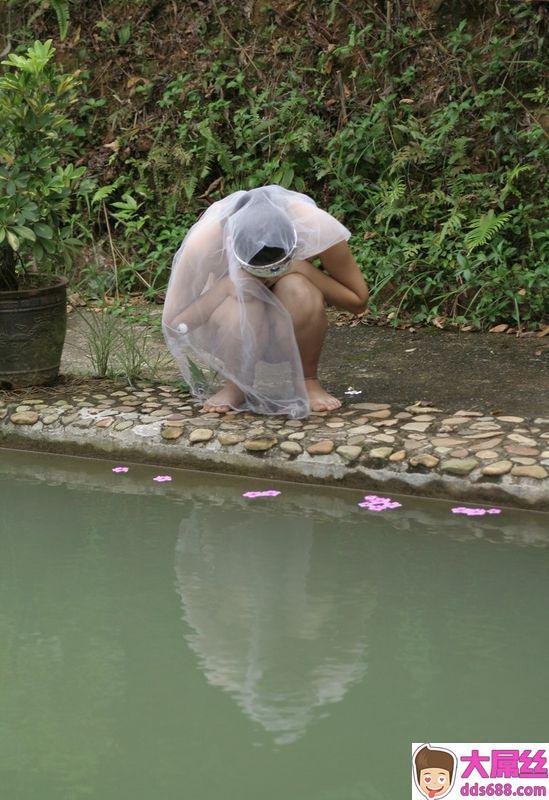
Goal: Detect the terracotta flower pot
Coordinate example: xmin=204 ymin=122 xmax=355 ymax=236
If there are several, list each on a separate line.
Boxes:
xmin=0 ymin=275 xmax=68 ymax=388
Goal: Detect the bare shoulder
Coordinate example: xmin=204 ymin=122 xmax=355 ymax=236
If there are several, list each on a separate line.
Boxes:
xmin=184 ymin=217 xmax=224 ymax=257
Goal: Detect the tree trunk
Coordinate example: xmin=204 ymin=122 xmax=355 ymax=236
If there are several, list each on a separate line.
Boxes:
xmin=0 ymin=243 xmax=18 ymax=292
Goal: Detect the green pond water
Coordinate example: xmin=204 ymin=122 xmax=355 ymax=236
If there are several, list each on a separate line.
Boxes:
xmin=0 ymin=449 xmax=548 ymax=800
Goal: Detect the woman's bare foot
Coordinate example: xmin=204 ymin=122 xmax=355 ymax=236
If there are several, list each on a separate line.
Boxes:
xmin=305 ymin=377 xmax=341 ymax=412
xmin=203 ymin=380 xmax=245 ymax=413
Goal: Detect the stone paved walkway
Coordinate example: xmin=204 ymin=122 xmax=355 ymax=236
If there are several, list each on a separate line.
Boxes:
xmin=1 ymin=377 xmax=548 ymax=510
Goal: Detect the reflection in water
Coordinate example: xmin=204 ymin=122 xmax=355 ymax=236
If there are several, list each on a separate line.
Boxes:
xmin=175 ymin=504 xmax=376 ymax=744
xmin=0 ymin=450 xmax=548 ymax=799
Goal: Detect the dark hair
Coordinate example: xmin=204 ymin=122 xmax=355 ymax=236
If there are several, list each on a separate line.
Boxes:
xmin=231 ymin=194 xmax=295 ymax=267
xmin=249 ymin=245 xmax=286 ymax=266
xmin=415 ymin=746 xmax=455 ymax=782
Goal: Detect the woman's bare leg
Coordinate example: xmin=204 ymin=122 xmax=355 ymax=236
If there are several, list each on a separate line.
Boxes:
xmin=202 ymin=293 xmax=265 ymax=412
xmin=272 ymin=272 xmax=341 ymax=412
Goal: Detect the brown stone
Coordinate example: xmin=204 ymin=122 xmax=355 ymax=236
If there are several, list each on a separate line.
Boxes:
xmin=468 ymin=437 xmax=503 ymax=451
xmin=244 ymin=436 xmax=278 ymax=452
xmin=449 ymin=448 xmax=469 ymax=458
xmin=463 ymin=431 xmax=507 ymax=440
xmin=351 ymin=402 xmax=390 ymax=411
xmin=430 ymin=437 xmax=467 ymax=447
xmin=440 ymin=458 xmax=479 ymax=475
xmin=476 ymin=450 xmax=500 ymax=460
xmin=372 ymin=433 xmax=395 ymax=443
xmin=402 ymin=421 xmax=431 ymax=432
xmin=10 ymin=411 xmax=39 ymax=425
xmin=404 ymin=439 xmax=425 ymax=452
xmin=161 ymin=418 xmax=185 ymax=427
xmin=95 ymin=417 xmax=114 ymax=428
xmin=365 ymin=408 xmax=391 ymax=419
xmin=189 ymin=428 xmax=214 ymax=443
xmin=504 ymin=444 xmax=539 ymax=456
xmin=151 ymin=408 xmax=171 ymax=418
xmin=218 ymin=432 xmax=245 ymax=446
xmin=409 ymin=454 xmax=439 ymax=469
xmin=307 ymin=439 xmax=335 ymax=455
xmin=389 ymin=450 xmax=406 ymax=462
xmin=336 ymin=445 xmax=362 ymax=461
xmin=482 ymin=460 xmax=512 ymax=476
xmin=510 ymin=465 xmax=548 ymax=479
xmin=506 ymin=433 xmax=537 ymax=446
xmin=280 ymin=441 xmax=302 ymax=455
xmin=162 ymin=426 xmax=183 ymax=440
xmin=347 ymin=424 xmax=377 ymax=435
xmin=368 ymin=446 xmax=393 ymax=458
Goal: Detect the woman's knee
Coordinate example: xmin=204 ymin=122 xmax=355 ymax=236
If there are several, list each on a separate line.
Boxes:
xmin=273 ymin=272 xmax=325 ymax=318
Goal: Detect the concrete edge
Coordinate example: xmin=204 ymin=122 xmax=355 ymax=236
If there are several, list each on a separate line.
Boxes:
xmin=1 ymin=424 xmax=548 ymax=512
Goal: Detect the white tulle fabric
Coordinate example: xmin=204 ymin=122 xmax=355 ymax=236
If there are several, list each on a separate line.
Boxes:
xmin=162 ymin=185 xmax=351 ymax=418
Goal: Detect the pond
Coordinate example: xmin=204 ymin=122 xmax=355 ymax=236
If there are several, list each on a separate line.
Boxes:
xmin=1 ymin=449 xmax=548 ymax=799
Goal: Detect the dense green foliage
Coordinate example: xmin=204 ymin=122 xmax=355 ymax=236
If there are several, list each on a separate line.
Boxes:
xmin=5 ymin=1 xmax=549 ymax=327
xmin=0 ymin=39 xmax=87 ymax=290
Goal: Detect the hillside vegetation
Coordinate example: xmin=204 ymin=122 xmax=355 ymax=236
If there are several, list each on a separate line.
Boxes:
xmin=3 ymin=0 xmax=548 ymax=329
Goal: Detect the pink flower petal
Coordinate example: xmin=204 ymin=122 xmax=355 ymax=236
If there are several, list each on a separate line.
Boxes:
xmin=112 ymin=466 xmax=129 ymax=473
xmin=452 ymin=506 xmax=502 ymax=516
xmin=153 ymin=475 xmax=172 ymax=482
xmin=243 ymin=490 xmax=281 ymax=499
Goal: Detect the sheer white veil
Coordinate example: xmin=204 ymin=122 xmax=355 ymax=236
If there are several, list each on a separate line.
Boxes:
xmin=162 ymin=185 xmax=351 ymax=418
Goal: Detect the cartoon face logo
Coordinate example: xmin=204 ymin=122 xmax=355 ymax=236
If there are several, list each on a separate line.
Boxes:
xmin=413 ymin=744 xmax=456 ymax=799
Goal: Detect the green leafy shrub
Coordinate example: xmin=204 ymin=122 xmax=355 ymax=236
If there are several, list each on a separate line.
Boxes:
xmin=22 ymin=1 xmax=547 ymax=328
xmin=0 ymin=39 xmax=88 ymax=291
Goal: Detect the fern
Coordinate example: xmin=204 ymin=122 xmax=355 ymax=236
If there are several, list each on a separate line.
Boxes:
xmin=383 ymin=177 xmax=406 ymax=206
xmin=91 ymin=180 xmax=122 ymax=205
xmin=448 ymin=136 xmax=473 ymax=166
xmin=438 ymin=209 xmax=466 ymax=244
xmin=389 ymin=144 xmax=426 ymax=174
xmin=464 ymin=210 xmax=512 ymax=251
xmin=500 ymin=164 xmax=532 ymax=204
xmin=51 ymin=0 xmax=70 ymax=41
xmin=182 ymin=175 xmax=198 ymax=202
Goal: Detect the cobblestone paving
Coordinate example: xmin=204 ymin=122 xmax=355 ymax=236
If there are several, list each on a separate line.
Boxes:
xmin=1 ymin=378 xmax=548 ymax=510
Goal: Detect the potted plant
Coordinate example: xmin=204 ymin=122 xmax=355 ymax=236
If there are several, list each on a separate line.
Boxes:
xmin=0 ymin=39 xmax=87 ymax=387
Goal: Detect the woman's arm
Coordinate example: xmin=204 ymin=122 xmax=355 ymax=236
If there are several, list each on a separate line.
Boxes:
xmin=162 ymin=219 xmax=230 ymax=331
xmin=287 ymin=241 xmax=369 ymax=315
xmin=165 ymin=274 xmax=234 ymax=332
